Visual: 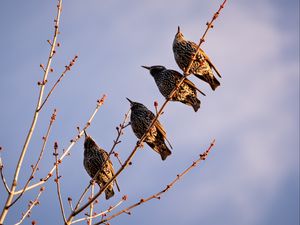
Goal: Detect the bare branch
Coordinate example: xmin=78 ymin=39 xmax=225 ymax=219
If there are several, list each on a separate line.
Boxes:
xmin=8 ymin=109 xmax=57 ymax=207
xmin=14 ymin=187 xmax=45 ymax=225
xmin=65 ymin=2 xmax=227 ymax=223
xmin=94 ymin=140 xmax=216 ymax=225
xmin=13 ymin=95 xmax=107 ymax=195
xmin=0 ymin=1 xmax=63 ymax=222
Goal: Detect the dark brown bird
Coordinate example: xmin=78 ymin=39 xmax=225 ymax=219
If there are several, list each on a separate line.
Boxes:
xmin=83 ymin=131 xmax=120 ymax=199
xmin=173 ymin=26 xmax=221 ymax=90
xmin=126 ymin=98 xmax=172 ymax=160
xmin=142 ymin=65 xmax=205 ymax=112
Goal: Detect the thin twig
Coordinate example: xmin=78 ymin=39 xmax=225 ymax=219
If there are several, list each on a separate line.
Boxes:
xmin=71 ymin=196 xmax=127 ymax=224
xmin=88 ymin=183 xmax=95 ymax=225
xmin=54 ymin=142 xmax=67 ymax=223
xmin=181 ymin=0 xmax=227 ymax=79
xmin=14 ymin=187 xmax=45 ymax=225
xmin=94 ymin=140 xmax=216 ymax=225
xmin=0 ymin=157 xmax=11 ymax=194
xmin=73 ymin=109 xmax=130 ymax=211
xmin=113 ymin=152 xmax=123 ymax=167
xmin=37 ymin=56 xmax=78 ymax=112
xmin=107 ymin=109 xmax=131 ymax=159
xmin=8 ymin=109 xmax=57 ymax=208
xmin=74 ymin=186 xmax=91 ymax=212
xmin=66 ymin=2 xmax=227 ymax=223
xmin=14 ymin=95 xmax=107 ymax=195
xmin=0 ymin=1 xmax=63 ymax=223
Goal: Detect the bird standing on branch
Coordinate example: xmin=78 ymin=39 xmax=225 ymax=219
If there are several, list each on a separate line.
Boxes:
xmin=142 ymin=65 xmax=205 ymax=112
xmin=173 ymin=26 xmax=222 ymax=91
xmin=127 ymin=98 xmax=172 ymax=160
xmin=83 ymin=131 xmax=120 ymax=200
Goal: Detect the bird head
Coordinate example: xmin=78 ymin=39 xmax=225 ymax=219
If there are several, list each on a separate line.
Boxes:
xmin=126 ymin=98 xmax=147 ymax=111
xmin=83 ymin=131 xmax=96 ymax=150
xmin=175 ymin=26 xmax=184 ymax=40
xmin=141 ymin=65 xmax=166 ymax=77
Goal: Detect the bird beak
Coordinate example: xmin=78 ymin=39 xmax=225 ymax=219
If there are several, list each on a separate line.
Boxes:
xmin=177 ymin=26 xmax=180 ymax=34
xmin=84 ymin=130 xmax=87 ymax=137
xmin=126 ymin=98 xmax=133 ymax=105
xmin=141 ymin=65 xmax=151 ymax=70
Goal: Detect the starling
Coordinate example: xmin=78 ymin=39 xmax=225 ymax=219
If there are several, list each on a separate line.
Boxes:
xmin=173 ymin=26 xmax=221 ymax=91
xmin=126 ymin=98 xmax=172 ymax=160
xmin=83 ymin=131 xmax=120 ymax=200
xmin=142 ymin=65 xmax=205 ymax=112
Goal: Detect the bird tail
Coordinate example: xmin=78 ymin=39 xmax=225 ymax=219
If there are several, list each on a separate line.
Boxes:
xmin=148 ymin=142 xmax=172 ymax=160
xmin=105 ymin=187 xmax=115 ymax=200
xmin=158 ymin=143 xmax=172 ymax=161
xmin=186 ymin=96 xmax=201 ymax=112
xmin=192 ymin=98 xmax=201 ymax=112
xmin=195 ymin=73 xmax=220 ymax=91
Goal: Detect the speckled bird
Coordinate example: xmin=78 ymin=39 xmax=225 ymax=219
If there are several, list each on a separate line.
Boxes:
xmin=142 ymin=65 xmax=205 ymax=112
xmin=83 ymin=131 xmax=120 ymax=200
xmin=173 ymin=26 xmax=222 ymax=91
xmin=126 ymin=98 xmax=172 ymax=160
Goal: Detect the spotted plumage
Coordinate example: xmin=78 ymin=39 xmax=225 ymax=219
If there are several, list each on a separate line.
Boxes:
xmin=83 ymin=132 xmax=119 ymax=200
xmin=173 ymin=26 xmax=221 ymax=91
xmin=142 ymin=65 xmax=205 ymax=112
xmin=127 ymin=98 xmax=172 ymax=160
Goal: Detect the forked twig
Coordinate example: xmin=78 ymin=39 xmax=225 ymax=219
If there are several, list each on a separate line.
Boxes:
xmin=71 ymin=196 xmax=127 ymax=224
xmin=54 ymin=142 xmax=67 ymax=223
xmin=94 ymin=140 xmax=216 ymax=225
xmin=0 ymin=157 xmax=11 ymax=194
xmin=37 ymin=56 xmax=78 ymax=112
xmin=14 ymin=187 xmax=45 ymax=225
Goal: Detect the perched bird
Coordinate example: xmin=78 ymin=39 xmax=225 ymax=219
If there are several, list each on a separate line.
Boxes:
xmin=173 ymin=26 xmax=221 ymax=91
xmin=126 ymin=98 xmax=172 ymax=160
xmin=142 ymin=65 xmax=205 ymax=112
xmin=83 ymin=131 xmax=120 ymax=200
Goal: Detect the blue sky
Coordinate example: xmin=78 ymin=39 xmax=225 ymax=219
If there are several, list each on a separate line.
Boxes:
xmin=0 ymin=0 xmax=299 ymax=225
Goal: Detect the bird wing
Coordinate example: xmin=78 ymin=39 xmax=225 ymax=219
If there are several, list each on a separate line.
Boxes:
xmin=147 ymin=110 xmax=172 ymax=149
xmin=184 ymin=78 xmax=206 ymax=96
xmin=183 ymin=77 xmax=197 ymax=89
xmin=199 ymin=48 xmax=222 ymax=78
xmin=154 ymin=120 xmax=167 ymax=138
xmin=171 ymin=70 xmax=194 ymax=88
xmin=155 ymin=120 xmax=173 ymax=149
xmin=171 ymin=70 xmax=206 ymax=96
